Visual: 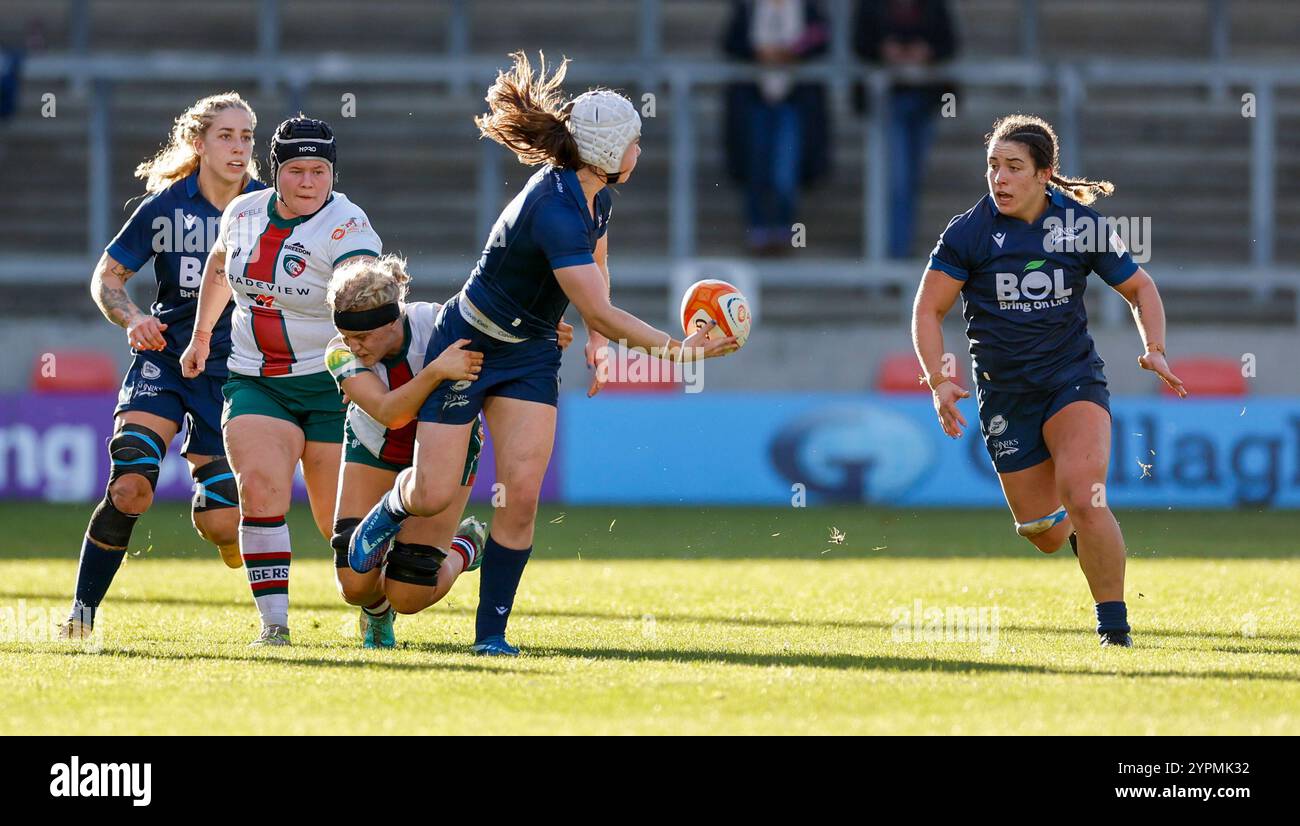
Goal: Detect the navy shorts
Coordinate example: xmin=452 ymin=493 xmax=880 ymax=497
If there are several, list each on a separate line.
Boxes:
xmin=418 ymin=298 xmax=562 ymax=426
xmin=975 ymin=377 xmax=1110 ymax=473
xmin=114 ymin=353 xmax=227 ymax=457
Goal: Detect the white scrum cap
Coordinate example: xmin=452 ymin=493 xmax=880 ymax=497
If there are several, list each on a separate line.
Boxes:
xmin=566 ymin=90 xmax=642 ymax=175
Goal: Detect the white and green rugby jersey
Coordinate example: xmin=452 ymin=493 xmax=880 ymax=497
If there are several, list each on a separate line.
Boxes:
xmin=325 ymin=301 xmax=439 ymax=466
xmin=220 ymin=188 xmax=381 ymax=377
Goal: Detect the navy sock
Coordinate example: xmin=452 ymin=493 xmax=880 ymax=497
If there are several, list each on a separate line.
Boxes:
xmin=1095 ymin=600 xmax=1130 ymax=634
xmin=475 ymin=535 xmax=531 ymax=642
xmin=71 ymin=537 xmax=127 ymax=626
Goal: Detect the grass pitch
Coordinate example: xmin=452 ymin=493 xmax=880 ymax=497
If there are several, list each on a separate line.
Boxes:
xmin=1 ymin=503 xmax=1296 ymax=735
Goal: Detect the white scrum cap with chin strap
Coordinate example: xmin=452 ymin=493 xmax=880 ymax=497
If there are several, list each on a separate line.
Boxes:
xmin=566 ymin=90 xmax=641 ymax=179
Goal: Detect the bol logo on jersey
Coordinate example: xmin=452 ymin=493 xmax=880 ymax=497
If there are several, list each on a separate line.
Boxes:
xmin=282 ymin=255 xmax=307 ymax=278
xmin=995 ymin=259 xmax=1072 ymax=312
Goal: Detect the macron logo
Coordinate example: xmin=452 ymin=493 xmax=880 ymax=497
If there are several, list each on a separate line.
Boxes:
xmin=50 ymin=756 xmax=151 ymax=807
xmin=992 ymin=232 xmax=1006 ymax=248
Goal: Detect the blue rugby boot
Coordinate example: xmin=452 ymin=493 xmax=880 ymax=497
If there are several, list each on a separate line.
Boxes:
xmin=470 ymin=635 xmax=520 ymax=657
xmin=360 ymin=607 xmax=396 ymax=649
xmin=349 ymin=500 xmax=402 ymax=573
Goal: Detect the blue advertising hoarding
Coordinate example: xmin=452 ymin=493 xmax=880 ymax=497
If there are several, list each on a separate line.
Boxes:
xmin=560 ymin=393 xmax=1300 ymax=508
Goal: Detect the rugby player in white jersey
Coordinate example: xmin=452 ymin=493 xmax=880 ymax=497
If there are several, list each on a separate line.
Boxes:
xmin=181 ymin=115 xmax=380 ymax=646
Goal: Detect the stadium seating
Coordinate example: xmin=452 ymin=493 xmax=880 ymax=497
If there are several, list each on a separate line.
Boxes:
xmin=4 ymin=0 xmax=1300 ymax=264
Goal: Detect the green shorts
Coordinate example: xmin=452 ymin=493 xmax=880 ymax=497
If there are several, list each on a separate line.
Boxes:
xmin=343 ymin=418 xmax=484 ymax=486
xmin=222 ymin=372 xmax=346 ymax=444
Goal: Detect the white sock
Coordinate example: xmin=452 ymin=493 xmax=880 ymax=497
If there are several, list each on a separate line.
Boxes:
xmin=240 ymin=516 xmax=291 ymax=628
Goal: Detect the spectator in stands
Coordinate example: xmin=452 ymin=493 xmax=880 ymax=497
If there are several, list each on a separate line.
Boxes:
xmin=723 ymin=0 xmax=831 ymax=255
xmin=853 ymin=0 xmax=957 ymax=258
xmin=0 ymin=48 xmax=22 ymax=122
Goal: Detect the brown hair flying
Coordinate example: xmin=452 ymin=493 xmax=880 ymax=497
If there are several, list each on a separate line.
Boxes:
xmin=474 ymin=51 xmax=583 ymax=169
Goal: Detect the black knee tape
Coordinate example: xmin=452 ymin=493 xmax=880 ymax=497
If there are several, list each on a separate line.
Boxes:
xmin=108 ymin=423 xmax=167 ymax=491
xmin=384 ymin=542 xmax=445 ymax=587
xmin=192 ymin=457 xmax=238 ymax=513
xmin=87 ymin=492 xmax=140 ymax=549
xmin=332 ymin=517 xmax=361 ymax=568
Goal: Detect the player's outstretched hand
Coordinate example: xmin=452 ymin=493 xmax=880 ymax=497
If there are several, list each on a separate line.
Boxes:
xmin=586 ymin=329 xmax=609 ymax=398
xmin=682 ymin=320 xmax=739 ymax=360
xmin=180 ymin=331 xmax=209 ymax=378
xmin=1137 ymin=350 xmax=1187 ymax=398
xmin=127 ymin=315 xmax=168 ymax=351
xmin=430 ymin=338 xmax=484 ymax=383
xmin=932 ymin=380 xmax=971 ymax=438
xmin=557 ymin=320 xmax=575 ymax=351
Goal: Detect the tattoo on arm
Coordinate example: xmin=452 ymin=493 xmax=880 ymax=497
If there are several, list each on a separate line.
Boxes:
xmin=92 ymin=258 xmax=141 ymax=328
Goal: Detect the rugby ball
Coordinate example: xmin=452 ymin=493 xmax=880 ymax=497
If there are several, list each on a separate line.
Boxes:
xmin=679 ymin=279 xmax=751 ymax=349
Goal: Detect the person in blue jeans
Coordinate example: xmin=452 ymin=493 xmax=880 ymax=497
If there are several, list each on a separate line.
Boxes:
xmin=723 ymin=0 xmax=831 ymax=254
xmin=854 ymin=0 xmax=958 ymax=258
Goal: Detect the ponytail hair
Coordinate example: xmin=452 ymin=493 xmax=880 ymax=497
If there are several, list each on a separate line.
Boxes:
xmin=986 ymin=114 xmax=1114 ymax=205
xmin=134 ymin=92 xmax=259 ymax=193
xmin=475 ymin=51 xmax=583 ymax=169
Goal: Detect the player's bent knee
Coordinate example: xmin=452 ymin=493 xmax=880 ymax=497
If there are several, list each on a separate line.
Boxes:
xmin=1028 ymin=530 xmax=1064 ymax=554
xmin=109 ymin=475 xmax=154 ymax=515
xmin=192 ymin=457 xmax=239 ymax=515
xmin=405 ymin=473 xmax=457 ymax=518
xmin=494 ymin=485 xmax=540 ymax=522
xmin=384 ymin=542 xmax=445 ymax=595
xmin=385 ymin=583 xmax=437 ymax=615
xmin=193 ymin=509 xmax=239 ymax=549
xmin=104 ymin=423 xmax=166 ymax=513
xmin=234 ymin=470 xmax=282 ymax=508
xmin=331 ymin=517 xmax=361 ymax=569
xmin=336 ymin=573 xmax=375 ymax=605
xmin=1015 ymin=506 xmax=1070 ymax=553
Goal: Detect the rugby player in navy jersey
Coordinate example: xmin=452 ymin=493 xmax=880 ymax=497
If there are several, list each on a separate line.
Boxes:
xmin=911 ymin=114 xmax=1186 ymax=648
xmin=60 ymin=93 xmax=266 ymax=639
xmin=349 ymin=52 xmax=737 ymax=656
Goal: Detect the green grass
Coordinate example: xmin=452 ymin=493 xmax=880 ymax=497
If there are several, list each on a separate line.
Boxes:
xmin=1 ymin=503 xmax=1296 ymax=735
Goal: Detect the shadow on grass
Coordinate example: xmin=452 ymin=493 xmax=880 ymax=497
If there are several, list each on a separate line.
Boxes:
xmin=1 ymin=642 xmax=524 ymax=674
xmin=8 ymin=589 xmax=1299 ymax=647
xmin=5 ymin=633 xmax=1293 ymax=683
xmin=401 ymin=640 xmax=1300 ymax=683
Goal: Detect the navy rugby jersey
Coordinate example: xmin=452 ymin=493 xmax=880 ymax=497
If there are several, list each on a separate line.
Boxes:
xmin=927 ymin=187 xmax=1139 ymax=392
xmin=106 ymin=171 xmax=267 ymax=377
xmin=461 ymin=165 xmax=612 ymax=341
